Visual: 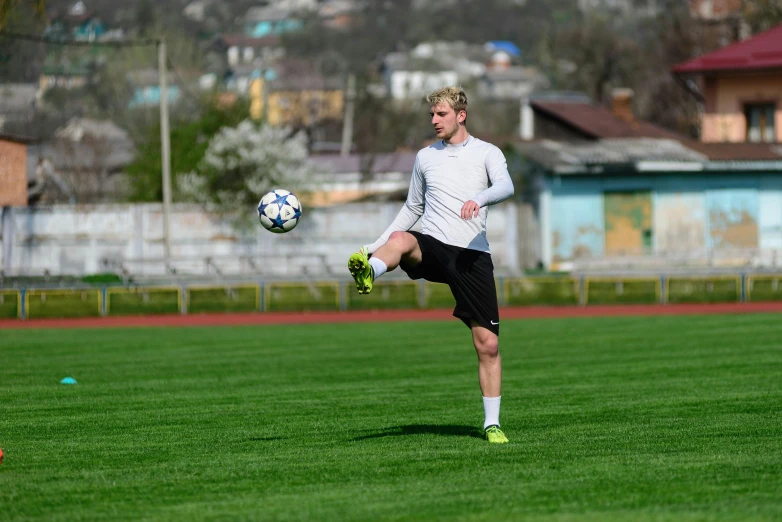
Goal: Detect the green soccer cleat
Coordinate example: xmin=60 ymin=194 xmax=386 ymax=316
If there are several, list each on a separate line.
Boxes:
xmin=484 ymin=425 xmax=509 ymax=444
xmin=348 ymin=247 xmax=374 ymax=294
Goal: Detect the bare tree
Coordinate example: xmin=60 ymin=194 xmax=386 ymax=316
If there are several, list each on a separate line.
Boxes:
xmin=555 ymin=14 xmax=640 ymax=105
xmin=178 ymin=119 xmax=318 ymax=228
xmin=0 ymin=0 xmax=45 ymax=29
xmin=742 ymin=0 xmax=782 ymax=34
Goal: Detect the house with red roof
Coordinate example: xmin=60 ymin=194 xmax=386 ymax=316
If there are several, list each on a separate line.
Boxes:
xmin=673 ymin=24 xmax=782 ymax=144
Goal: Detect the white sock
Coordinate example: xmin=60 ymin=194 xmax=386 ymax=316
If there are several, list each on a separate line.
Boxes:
xmin=483 ymin=396 xmax=501 ymax=430
xmin=368 ymin=257 xmax=387 ymax=280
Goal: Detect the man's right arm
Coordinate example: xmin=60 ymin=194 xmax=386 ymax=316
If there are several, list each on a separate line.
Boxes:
xmin=364 ymin=155 xmax=425 ymax=254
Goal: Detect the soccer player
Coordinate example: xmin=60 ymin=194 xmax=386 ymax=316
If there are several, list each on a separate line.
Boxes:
xmin=348 ymin=86 xmax=514 ymax=444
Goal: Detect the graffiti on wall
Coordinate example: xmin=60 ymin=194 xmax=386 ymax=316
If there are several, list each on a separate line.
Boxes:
xmin=759 ymin=192 xmax=782 ymax=249
xmin=706 ymin=189 xmax=759 ymax=250
xmin=550 ymin=194 xmax=604 ymax=262
xmin=603 ymin=191 xmax=652 ymax=255
xmin=654 ymin=193 xmax=706 ymax=253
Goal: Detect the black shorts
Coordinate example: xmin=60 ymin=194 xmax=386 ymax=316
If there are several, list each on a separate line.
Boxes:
xmin=400 ymin=231 xmax=500 ymax=336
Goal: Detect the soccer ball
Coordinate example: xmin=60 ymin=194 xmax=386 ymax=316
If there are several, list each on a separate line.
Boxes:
xmin=257 ymin=189 xmax=302 ymax=233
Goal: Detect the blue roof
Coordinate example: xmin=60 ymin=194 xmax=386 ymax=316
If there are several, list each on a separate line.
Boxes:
xmin=487 ymin=41 xmax=521 ymax=57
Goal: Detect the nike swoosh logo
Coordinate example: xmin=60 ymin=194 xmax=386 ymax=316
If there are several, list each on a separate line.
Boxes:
xmin=491 ymin=321 xmax=499 ymax=325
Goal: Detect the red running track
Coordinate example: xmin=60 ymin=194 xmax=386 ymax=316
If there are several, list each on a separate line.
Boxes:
xmin=1 ymin=302 xmax=781 ymax=329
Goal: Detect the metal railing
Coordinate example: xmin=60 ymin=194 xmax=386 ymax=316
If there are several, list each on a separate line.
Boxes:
xmin=569 ymin=248 xmax=782 ymax=272
xmin=3 ymin=273 xmax=782 ymax=320
xmin=98 ymin=253 xmax=337 ymax=279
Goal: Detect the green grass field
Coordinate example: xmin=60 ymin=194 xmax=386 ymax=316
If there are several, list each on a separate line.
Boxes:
xmin=1 ymin=314 xmax=781 ymax=521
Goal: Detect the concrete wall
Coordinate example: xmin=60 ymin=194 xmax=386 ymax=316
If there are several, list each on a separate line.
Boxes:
xmin=544 ymin=172 xmax=782 ymax=270
xmin=388 ymin=71 xmax=459 ymax=100
xmin=0 ymin=201 xmax=527 ymax=278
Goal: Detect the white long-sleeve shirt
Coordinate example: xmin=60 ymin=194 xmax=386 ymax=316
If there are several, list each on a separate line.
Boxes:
xmin=366 ymin=135 xmax=514 ymax=254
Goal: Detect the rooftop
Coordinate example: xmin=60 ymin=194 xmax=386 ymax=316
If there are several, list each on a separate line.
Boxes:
xmin=517 ymin=139 xmax=707 ymax=172
xmin=485 ymin=41 xmax=521 ymax=57
xmin=683 ymin=142 xmax=782 ymax=161
xmin=516 ymin=138 xmax=782 ymax=174
xmin=673 ymin=24 xmax=782 ymax=74
xmin=0 ymin=132 xmax=38 ymax=144
xmin=55 ymin=117 xmax=130 ymax=142
xmin=530 ymin=99 xmax=686 ymax=140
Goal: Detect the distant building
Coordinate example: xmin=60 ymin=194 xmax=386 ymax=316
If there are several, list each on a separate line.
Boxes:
xmin=225 ymin=64 xmax=272 ymax=95
xmin=263 ymin=79 xmax=344 ymax=128
xmin=304 ymin=152 xmax=417 ymax=206
xmin=318 ymin=0 xmax=359 ymax=29
xmin=515 ymin=91 xmax=782 ymax=271
xmin=214 ymin=34 xmax=284 ymax=68
xmin=384 ymin=66 xmax=459 ymax=102
xmin=183 ymin=0 xmax=210 ymax=22
xmin=673 ymin=24 xmax=782 ymax=144
xmin=519 ymin=90 xmax=683 ymax=142
xmin=478 ymin=63 xmax=548 ymax=101
xmin=38 ymin=52 xmax=96 ymax=92
xmin=247 ymin=59 xmax=344 ymax=127
xmin=382 ymin=42 xmax=474 ymax=100
xmin=27 ymin=118 xmax=136 ymax=204
xmin=271 ymin=0 xmax=320 ymax=10
xmin=37 ymin=2 xmax=127 ymax=93
xmin=577 ymin=0 xmax=660 ymax=16
xmin=44 ymin=1 xmax=105 ymax=41
xmin=127 ymin=69 xmax=181 ymax=109
xmin=243 ymin=6 xmax=302 ymax=38
xmin=0 ymin=84 xmax=38 ymax=129
xmin=382 ymin=40 xmax=545 ymax=101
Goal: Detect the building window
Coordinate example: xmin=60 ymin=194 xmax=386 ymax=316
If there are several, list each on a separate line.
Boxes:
xmin=227 ymin=46 xmax=239 ymax=66
xmin=744 ymin=103 xmax=776 ymax=143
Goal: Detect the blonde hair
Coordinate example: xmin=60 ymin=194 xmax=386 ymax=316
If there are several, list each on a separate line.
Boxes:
xmin=426 ymin=86 xmax=468 ymax=115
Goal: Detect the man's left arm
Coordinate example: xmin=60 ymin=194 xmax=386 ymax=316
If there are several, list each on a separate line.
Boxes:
xmin=461 ymin=146 xmax=515 ymax=219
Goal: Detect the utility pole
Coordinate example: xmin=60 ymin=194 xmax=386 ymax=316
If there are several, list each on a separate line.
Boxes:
xmin=158 ymin=38 xmax=172 ymax=261
xmin=341 ymin=73 xmax=356 ymax=156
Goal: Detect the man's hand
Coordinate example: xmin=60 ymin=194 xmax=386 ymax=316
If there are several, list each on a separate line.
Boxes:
xmin=461 ymin=200 xmax=480 ymax=220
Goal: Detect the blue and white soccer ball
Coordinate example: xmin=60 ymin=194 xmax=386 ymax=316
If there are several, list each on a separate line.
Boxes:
xmin=257 ymin=189 xmax=302 ymax=233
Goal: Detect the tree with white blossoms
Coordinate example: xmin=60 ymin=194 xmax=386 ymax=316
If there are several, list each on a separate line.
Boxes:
xmin=178 ymin=120 xmax=317 ymax=227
